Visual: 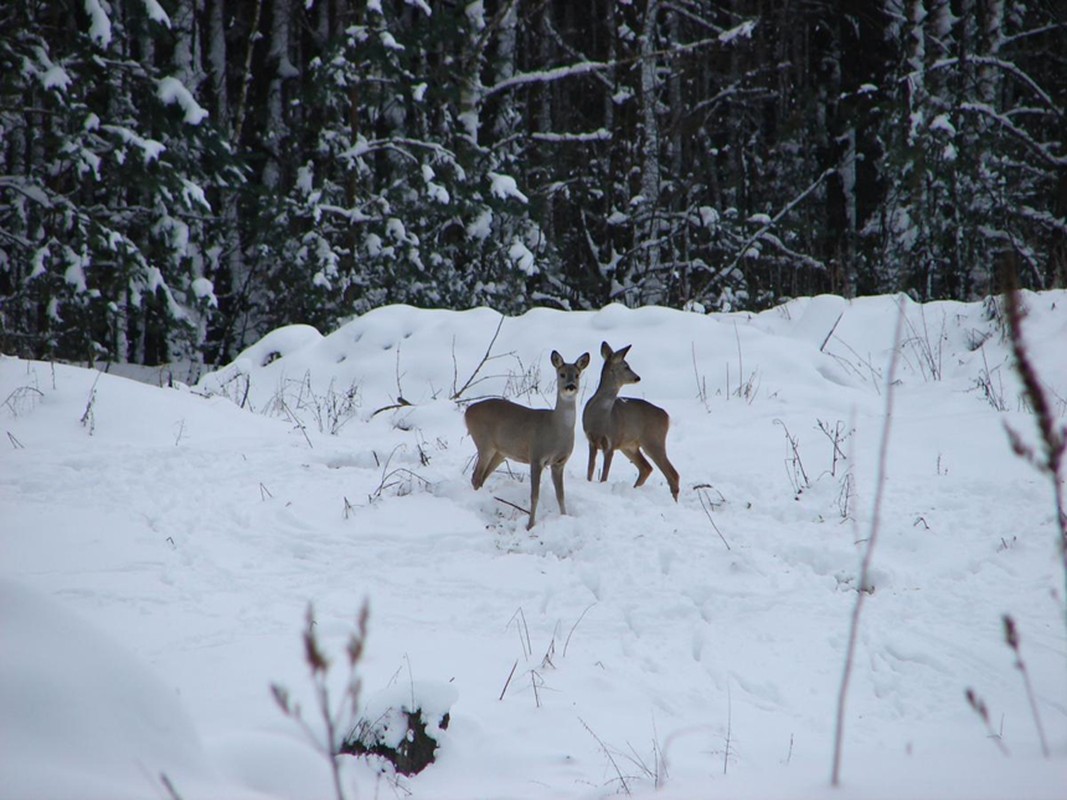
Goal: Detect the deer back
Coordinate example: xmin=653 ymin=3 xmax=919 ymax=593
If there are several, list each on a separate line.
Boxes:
xmin=465 ymin=399 xmax=574 ymax=465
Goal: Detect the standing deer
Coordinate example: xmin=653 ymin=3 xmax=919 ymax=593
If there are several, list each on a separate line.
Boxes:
xmin=583 ymin=342 xmax=680 ymax=500
xmin=465 ymin=350 xmax=591 ymax=529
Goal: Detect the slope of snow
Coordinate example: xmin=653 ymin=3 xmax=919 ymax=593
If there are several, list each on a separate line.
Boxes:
xmin=2 ymin=292 xmax=1065 ymax=799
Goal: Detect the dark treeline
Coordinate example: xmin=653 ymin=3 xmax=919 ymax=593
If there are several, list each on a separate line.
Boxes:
xmin=1 ymin=1 xmax=1064 ymax=366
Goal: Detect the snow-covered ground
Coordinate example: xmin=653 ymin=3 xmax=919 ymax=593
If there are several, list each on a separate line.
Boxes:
xmin=3 ymin=292 xmax=1066 ymax=799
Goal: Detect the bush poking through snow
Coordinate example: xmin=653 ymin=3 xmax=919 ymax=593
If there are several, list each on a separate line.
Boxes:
xmin=341 ymin=706 xmax=450 ymax=776
xmin=340 ymin=681 xmax=458 ymax=776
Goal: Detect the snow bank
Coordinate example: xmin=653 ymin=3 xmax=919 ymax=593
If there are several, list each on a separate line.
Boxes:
xmin=0 ymin=579 xmax=258 ymax=800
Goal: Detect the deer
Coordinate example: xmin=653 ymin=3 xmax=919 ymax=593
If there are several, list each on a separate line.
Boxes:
xmin=465 ymin=350 xmax=591 ymax=529
xmin=583 ymin=341 xmax=680 ymax=500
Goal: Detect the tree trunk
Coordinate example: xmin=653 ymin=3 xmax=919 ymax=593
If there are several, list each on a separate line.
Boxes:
xmin=637 ymin=0 xmax=662 ymax=303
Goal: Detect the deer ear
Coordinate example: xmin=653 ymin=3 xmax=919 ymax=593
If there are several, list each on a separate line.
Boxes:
xmin=600 ymin=341 xmax=613 ymax=359
xmin=577 ymin=352 xmax=591 ymax=370
xmin=550 ymin=350 xmax=563 ymax=368
xmin=616 ymin=344 xmax=632 ymax=359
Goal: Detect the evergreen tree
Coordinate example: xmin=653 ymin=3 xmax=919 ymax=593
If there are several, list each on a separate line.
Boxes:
xmin=0 ymin=0 xmax=241 ymax=364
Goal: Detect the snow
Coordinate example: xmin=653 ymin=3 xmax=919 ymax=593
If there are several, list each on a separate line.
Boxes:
xmin=27 ymin=46 xmax=72 ymax=92
xmin=699 ymin=206 xmax=720 ymax=228
xmin=103 ymin=124 xmax=166 ymax=164
xmin=181 ymin=177 xmax=211 ymax=210
xmin=421 ymin=164 xmax=450 ymax=204
xmin=62 ymin=251 xmax=88 ymax=292
xmin=930 ymin=113 xmax=956 ymax=136
xmin=0 ymin=579 xmax=258 ymax=800
xmin=2 ymin=292 xmax=1067 ymax=800
xmin=140 ymin=0 xmax=172 ymax=27
xmin=360 ymin=681 xmax=459 ymax=749
xmin=379 ymin=31 xmax=404 ymax=51
xmin=41 ymin=65 xmax=72 ymax=92
xmin=466 ymin=208 xmax=493 ymax=240
xmin=406 ymin=0 xmax=432 ymax=16
xmin=489 ymin=171 xmax=529 ymax=204
xmin=158 ymin=77 xmax=210 ymax=125
xmin=191 ymin=277 xmax=218 ymax=307
xmin=719 ymin=20 xmax=758 ymax=44
xmin=508 ymin=239 xmax=537 ymax=275
xmin=84 ymin=0 xmax=113 ymax=48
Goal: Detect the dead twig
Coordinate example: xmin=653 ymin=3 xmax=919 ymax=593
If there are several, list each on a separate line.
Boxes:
xmin=499 ymin=660 xmax=518 ymax=700
xmin=965 ymin=688 xmax=1010 ymax=756
xmin=451 ymin=314 xmax=506 ymax=400
xmin=563 ymin=603 xmax=596 ymax=658
xmin=579 ymin=717 xmax=631 ymax=796
xmin=831 ymin=295 xmax=906 ymax=787
xmin=494 ymin=495 xmax=531 ymax=520
xmin=371 ymin=398 xmax=412 ymax=417
xmin=1003 ymin=615 xmax=1049 ymax=758
xmin=697 ymin=488 xmax=731 ymax=550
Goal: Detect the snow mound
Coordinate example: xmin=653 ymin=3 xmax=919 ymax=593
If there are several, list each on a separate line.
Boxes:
xmin=0 ymin=578 xmax=258 ymax=800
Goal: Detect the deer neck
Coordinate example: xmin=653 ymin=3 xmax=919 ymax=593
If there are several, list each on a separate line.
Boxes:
xmin=589 ymin=373 xmax=622 ymax=408
xmin=554 ymin=391 xmax=578 ymax=420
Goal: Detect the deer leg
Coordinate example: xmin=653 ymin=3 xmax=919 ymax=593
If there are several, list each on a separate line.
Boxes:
xmin=551 ymin=461 xmax=567 ymax=515
xmin=622 ymin=447 xmax=654 ymax=488
xmin=471 ymin=453 xmax=487 ymax=489
xmin=527 ymin=461 xmax=543 ymax=530
xmin=644 ymin=442 xmax=680 ymax=500
xmin=600 ymin=447 xmax=616 ymax=482
xmin=586 ymin=441 xmax=598 ymax=482
xmin=472 ymin=451 xmax=505 ymax=490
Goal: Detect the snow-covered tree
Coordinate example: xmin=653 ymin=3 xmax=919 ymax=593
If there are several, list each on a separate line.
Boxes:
xmin=870 ymin=0 xmax=1065 ymax=299
xmin=0 ymin=1 xmax=241 ymax=364
xmin=251 ymin=0 xmax=540 ymax=334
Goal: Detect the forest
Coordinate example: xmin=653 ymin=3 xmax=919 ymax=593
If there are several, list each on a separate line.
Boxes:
xmin=1 ymin=0 xmax=1064 ymax=366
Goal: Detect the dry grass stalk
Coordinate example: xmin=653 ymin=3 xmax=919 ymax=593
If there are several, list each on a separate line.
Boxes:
xmin=831 ymin=295 xmax=906 ymax=787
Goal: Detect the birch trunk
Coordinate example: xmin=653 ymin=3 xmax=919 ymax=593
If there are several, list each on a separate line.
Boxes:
xmin=172 ymin=0 xmax=204 ymax=91
xmin=637 ymin=0 xmax=662 ymax=302
xmin=264 ymin=0 xmax=295 ymax=189
xmin=207 ymin=0 xmax=229 ymax=132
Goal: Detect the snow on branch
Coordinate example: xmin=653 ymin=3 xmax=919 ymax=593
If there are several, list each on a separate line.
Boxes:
xmin=84 ymin=0 xmax=112 ymax=47
xmin=530 ymin=129 xmax=611 ymax=143
xmin=26 ymin=46 xmax=72 ymax=92
xmin=700 ymin=167 xmax=835 ymax=293
xmin=101 ymin=124 xmax=166 ymax=164
xmin=483 ymin=61 xmax=612 ymax=98
xmin=718 ymin=20 xmax=758 ymax=44
xmin=928 ymin=56 xmax=1059 ymax=111
xmin=960 ymin=103 xmax=1067 ymax=168
xmin=1015 ymin=205 xmax=1067 ymax=237
xmin=483 ymin=18 xmax=758 ymax=100
xmin=343 ymin=137 xmax=460 ymax=171
xmin=158 ymin=77 xmax=208 ymax=125
xmin=488 ymin=173 xmax=528 ymax=204
xmin=140 ymin=0 xmax=171 ymax=27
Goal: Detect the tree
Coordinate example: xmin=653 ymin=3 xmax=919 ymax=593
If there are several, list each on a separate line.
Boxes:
xmin=870 ymin=0 xmax=1066 ymax=299
xmin=0 ymin=0 xmax=241 ymax=365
